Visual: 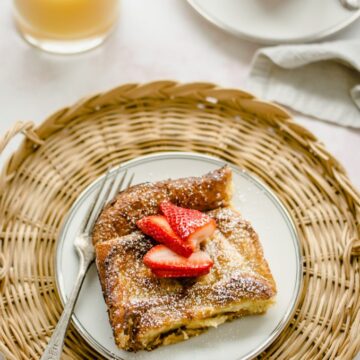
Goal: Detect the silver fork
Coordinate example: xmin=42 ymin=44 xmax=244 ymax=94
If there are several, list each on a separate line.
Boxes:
xmin=41 ymin=165 xmax=134 ymax=360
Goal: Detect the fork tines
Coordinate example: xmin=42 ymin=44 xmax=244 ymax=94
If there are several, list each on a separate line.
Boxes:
xmin=83 ymin=166 xmax=133 ymax=233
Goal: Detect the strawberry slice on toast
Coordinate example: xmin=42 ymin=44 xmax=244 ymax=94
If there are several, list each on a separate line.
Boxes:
xmin=137 ymin=215 xmax=193 ymax=258
xmin=160 ymin=201 xmax=216 ymax=250
xmin=151 ymin=268 xmax=211 ymax=278
xmin=143 ymin=245 xmax=213 ymax=277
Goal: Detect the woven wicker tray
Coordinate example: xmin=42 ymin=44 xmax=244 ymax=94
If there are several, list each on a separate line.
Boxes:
xmin=0 ymin=81 xmax=359 ymax=359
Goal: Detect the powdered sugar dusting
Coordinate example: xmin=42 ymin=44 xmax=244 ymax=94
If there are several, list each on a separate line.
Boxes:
xmin=94 ymin=167 xmax=276 ymax=351
xmin=99 ymin=207 xmax=275 ymax=350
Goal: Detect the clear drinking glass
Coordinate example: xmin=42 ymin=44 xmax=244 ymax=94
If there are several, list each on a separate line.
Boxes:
xmin=13 ymin=0 xmax=120 ymax=54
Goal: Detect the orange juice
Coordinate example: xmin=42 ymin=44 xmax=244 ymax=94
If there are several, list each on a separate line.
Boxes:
xmin=14 ymin=0 xmax=119 ymax=53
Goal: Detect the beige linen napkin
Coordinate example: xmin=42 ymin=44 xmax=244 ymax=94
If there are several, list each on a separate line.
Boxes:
xmin=248 ymin=40 xmax=360 ymax=127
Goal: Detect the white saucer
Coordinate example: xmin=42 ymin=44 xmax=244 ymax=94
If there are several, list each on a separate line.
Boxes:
xmin=55 ymin=152 xmax=302 ymax=360
xmin=188 ymin=0 xmax=360 ymax=44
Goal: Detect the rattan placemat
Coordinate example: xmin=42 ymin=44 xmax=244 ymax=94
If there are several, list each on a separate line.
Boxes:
xmin=0 ymin=81 xmax=359 ymax=359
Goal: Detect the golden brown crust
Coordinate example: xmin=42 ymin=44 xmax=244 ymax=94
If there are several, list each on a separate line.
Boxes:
xmin=95 ymin=208 xmax=276 ymax=351
xmin=92 ymin=166 xmax=232 ymax=245
xmin=207 ymin=208 xmax=277 ymax=293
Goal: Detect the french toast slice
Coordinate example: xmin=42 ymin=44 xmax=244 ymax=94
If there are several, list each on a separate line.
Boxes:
xmin=95 ymin=207 xmax=276 ymax=351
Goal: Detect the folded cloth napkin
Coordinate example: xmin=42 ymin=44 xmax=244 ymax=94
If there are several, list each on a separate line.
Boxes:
xmin=248 ymin=40 xmax=360 ymax=128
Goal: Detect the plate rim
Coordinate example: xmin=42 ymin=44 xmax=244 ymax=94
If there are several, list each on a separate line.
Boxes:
xmin=187 ymin=0 xmax=360 ymax=44
xmin=55 ymin=151 xmax=303 ymax=360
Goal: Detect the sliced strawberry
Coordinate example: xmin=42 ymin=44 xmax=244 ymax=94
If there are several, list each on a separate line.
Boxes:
xmin=187 ymin=219 xmax=216 ymax=250
xmin=160 ymin=201 xmax=216 ymax=249
xmin=152 ymin=268 xmax=211 ymax=278
xmin=137 ymin=215 xmax=193 ymax=257
xmin=143 ymin=245 xmax=213 ymax=273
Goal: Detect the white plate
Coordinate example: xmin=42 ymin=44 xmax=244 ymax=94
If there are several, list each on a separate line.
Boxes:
xmin=55 ymin=152 xmax=302 ymax=360
xmin=188 ymin=0 xmax=360 ymax=44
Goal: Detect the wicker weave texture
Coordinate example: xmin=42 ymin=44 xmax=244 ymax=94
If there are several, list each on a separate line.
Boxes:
xmin=0 ymin=81 xmax=359 ymax=360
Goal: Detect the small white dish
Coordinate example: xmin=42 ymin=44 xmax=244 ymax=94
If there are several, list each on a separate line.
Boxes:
xmin=188 ymin=0 xmax=360 ymax=44
xmin=55 ymin=152 xmax=302 ymax=360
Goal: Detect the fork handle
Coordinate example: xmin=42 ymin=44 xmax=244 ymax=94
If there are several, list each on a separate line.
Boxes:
xmin=40 ymin=260 xmax=92 ymax=360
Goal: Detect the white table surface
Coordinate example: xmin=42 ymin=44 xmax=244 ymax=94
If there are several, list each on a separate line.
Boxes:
xmin=0 ymin=0 xmax=359 ymax=358
xmin=0 ymin=0 xmax=359 ymax=190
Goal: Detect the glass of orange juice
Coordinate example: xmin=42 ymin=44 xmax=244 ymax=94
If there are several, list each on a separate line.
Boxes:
xmin=13 ymin=0 xmax=120 ymax=54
